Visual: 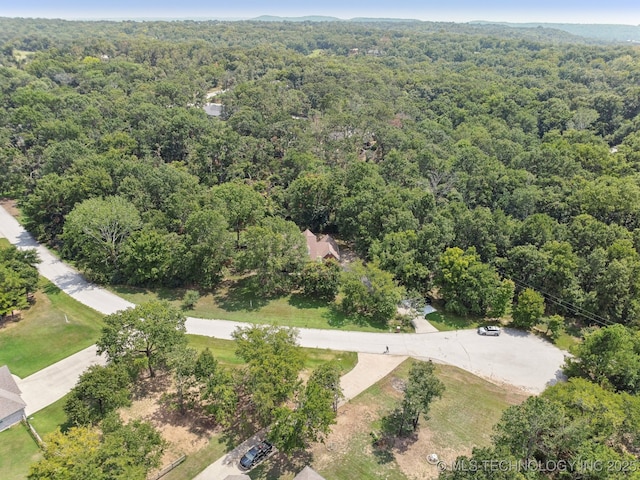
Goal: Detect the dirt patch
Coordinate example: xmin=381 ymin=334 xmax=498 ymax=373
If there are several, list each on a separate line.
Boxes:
xmin=0 ymin=199 xmax=20 ymax=218
xmin=311 ymin=402 xmax=379 ymax=470
xmin=119 ymin=372 xmax=220 ymax=469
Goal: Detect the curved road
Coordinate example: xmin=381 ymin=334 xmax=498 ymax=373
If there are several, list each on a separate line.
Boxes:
xmin=0 ymin=206 xmax=567 ymax=397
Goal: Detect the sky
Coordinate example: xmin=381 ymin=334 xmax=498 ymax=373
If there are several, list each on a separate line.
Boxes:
xmin=2 ymin=0 xmax=640 ymax=25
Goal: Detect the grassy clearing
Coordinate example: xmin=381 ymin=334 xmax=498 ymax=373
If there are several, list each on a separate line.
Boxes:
xmin=425 ymin=309 xmax=481 ymax=331
xmin=112 ymin=278 xmax=389 ymax=332
xmin=239 ymin=360 xmax=528 ymax=480
xmin=161 ymin=434 xmax=229 ymax=480
xmin=426 ymin=363 xmax=528 ymax=450
xmin=0 ymin=396 xmax=70 ymax=480
xmin=253 ymin=359 xmax=529 ymax=480
xmin=0 ymin=422 xmax=41 ymax=480
xmin=187 ymin=334 xmax=358 ymax=373
xmin=29 ymin=396 xmax=69 ymax=437
xmin=0 ymin=279 xmax=104 ymax=378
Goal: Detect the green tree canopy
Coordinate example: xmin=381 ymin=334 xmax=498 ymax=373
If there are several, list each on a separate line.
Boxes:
xmin=62 ymin=195 xmax=142 ymax=282
xmin=64 ymin=364 xmax=132 ymax=426
xmin=239 ymin=217 xmax=307 ymax=294
xmin=339 ymin=259 xmax=405 ymax=324
xmin=232 ymin=325 xmax=305 ymax=425
xmin=511 ymin=288 xmax=545 ymax=330
xmin=435 ymin=247 xmax=514 ymax=317
xmin=97 ymin=300 xmax=187 ymax=378
xmin=564 ymin=324 xmax=640 ymax=394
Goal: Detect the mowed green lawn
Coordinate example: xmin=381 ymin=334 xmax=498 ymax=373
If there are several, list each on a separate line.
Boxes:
xmin=112 ymin=277 xmax=391 ymax=332
xmin=0 ymin=279 xmax=104 ymax=378
xmin=187 ymin=334 xmax=358 ymax=373
xmin=0 ymin=396 xmax=69 ymax=480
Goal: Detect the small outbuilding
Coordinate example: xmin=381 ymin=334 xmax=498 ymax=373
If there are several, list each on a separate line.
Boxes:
xmin=0 ymin=365 xmax=26 ymax=432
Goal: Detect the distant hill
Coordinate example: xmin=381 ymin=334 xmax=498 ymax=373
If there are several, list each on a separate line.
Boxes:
xmin=252 ymin=16 xmax=426 ymax=24
xmin=252 ymin=15 xmax=341 ymax=22
xmin=471 ymin=21 xmax=640 ymax=43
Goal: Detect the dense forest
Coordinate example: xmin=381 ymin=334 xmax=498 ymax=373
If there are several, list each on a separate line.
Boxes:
xmin=2 ymin=17 xmax=640 ymax=326
xmin=3 ymin=16 xmax=640 ymax=479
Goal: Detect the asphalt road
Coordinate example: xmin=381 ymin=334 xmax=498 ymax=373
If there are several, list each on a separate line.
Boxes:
xmin=0 ymin=205 xmax=567 ymax=399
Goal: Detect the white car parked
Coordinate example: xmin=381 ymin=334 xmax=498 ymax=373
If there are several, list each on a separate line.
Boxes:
xmin=477 ymin=325 xmax=501 ymax=336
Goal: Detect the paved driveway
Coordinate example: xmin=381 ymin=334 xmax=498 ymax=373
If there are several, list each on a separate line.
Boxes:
xmin=16 ymin=345 xmax=107 ymax=416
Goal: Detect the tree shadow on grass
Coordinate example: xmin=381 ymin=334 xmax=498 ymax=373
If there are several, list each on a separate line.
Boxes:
xmin=214 ymin=277 xmax=275 ymax=312
xmin=288 ymin=293 xmax=325 ymax=310
xmin=321 ymin=305 xmax=390 ymax=331
xmin=373 ymin=408 xmax=420 ymax=461
xmin=248 ymin=450 xmax=313 ymax=480
xmin=110 ymin=284 xmax=184 ymax=302
xmin=42 ymin=281 xmax=61 ymax=296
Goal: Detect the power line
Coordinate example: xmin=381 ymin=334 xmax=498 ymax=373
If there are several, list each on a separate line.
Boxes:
xmin=501 ymin=270 xmax=616 ymax=328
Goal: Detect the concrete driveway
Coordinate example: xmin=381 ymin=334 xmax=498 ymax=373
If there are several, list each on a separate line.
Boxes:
xmin=16 ymin=345 xmax=107 ymax=416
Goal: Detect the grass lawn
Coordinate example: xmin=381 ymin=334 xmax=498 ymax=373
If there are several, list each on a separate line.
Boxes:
xmin=243 ymin=360 xmax=528 ymax=480
xmin=111 ymin=278 xmax=390 ymax=332
xmin=256 ymin=359 xmax=528 ymax=480
xmin=426 ymin=363 xmax=528 ymax=451
xmin=162 ymin=434 xmax=229 ymax=480
xmin=425 ymin=310 xmax=481 ymax=332
xmin=187 ymin=334 xmax=358 ymax=374
xmin=0 ymin=422 xmax=40 ymax=480
xmin=0 ymin=279 xmax=104 ymax=378
xmin=29 ymin=396 xmax=69 ymax=438
xmin=0 ymin=398 xmax=68 ymax=480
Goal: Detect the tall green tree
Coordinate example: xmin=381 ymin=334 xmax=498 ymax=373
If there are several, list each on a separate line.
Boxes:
xmin=97 ymin=301 xmax=187 ymax=378
xmin=299 ymin=259 xmax=341 ymax=300
xmin=28 ymin=416 xmax=165 ymax=480
xmin=239 ymin=217 xmax=307 ymax=294
xmin=0 ymin=245 xmax=39 ymax=317
xmin=395 ymin=361 xmax=444 ymax=435
xmin=64 ymin=364 xmax=132 ymax=426
xmin=211 ymin=181 xmax=265 ymax=247
xmin=564 ymin=324 xmax=640 ymax=394
xmin=268 ymin=365 xmax=339 ymax=453
xmin=339 ymin=260 xmax=405 ymax=324
xmin=435 ymin=247 xmax=513 ymax=317
xmin=194 ymin=348 xmax=237 ymax=425
xmin=511 ymin=288 xmax=545 ymax=330
xmin=232 ymin=325 xmax=305 ymax=425
xmin=183 ymin=209 xmax=234 ymax=287
xmin=62 ymin=195 xmax=142 ymax=282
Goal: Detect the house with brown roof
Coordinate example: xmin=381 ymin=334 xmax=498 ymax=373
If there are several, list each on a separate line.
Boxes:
xmin=0 ymin=365 xmax=26 ymax=432
xmin=303 ymin=230 xmax=340 ymax=262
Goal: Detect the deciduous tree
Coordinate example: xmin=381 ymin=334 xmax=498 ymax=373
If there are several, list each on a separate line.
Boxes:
xmin=97 ymin=301 xmax=187 ymax=378
xmin=339 ymin=260 xmax=405 ymax=324
xmin=233 ymin=325 xmax=305 ymax=425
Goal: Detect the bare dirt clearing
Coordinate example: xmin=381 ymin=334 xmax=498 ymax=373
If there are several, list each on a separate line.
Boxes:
xmin=119 ymin=372 xmax=220 ymax=469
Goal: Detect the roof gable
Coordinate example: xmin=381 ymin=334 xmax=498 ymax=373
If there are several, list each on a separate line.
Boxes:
xmin=0 ymin=365 xmax=26 ymax=420
xmin=304 ymin=230 xmax=340 ymax=261
xmin=293 ymin=466 xmax=326 ymax=480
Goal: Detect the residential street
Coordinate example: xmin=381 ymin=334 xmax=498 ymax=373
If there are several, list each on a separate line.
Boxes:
xmin=0 ymin=204 xmax=567 ymax=418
